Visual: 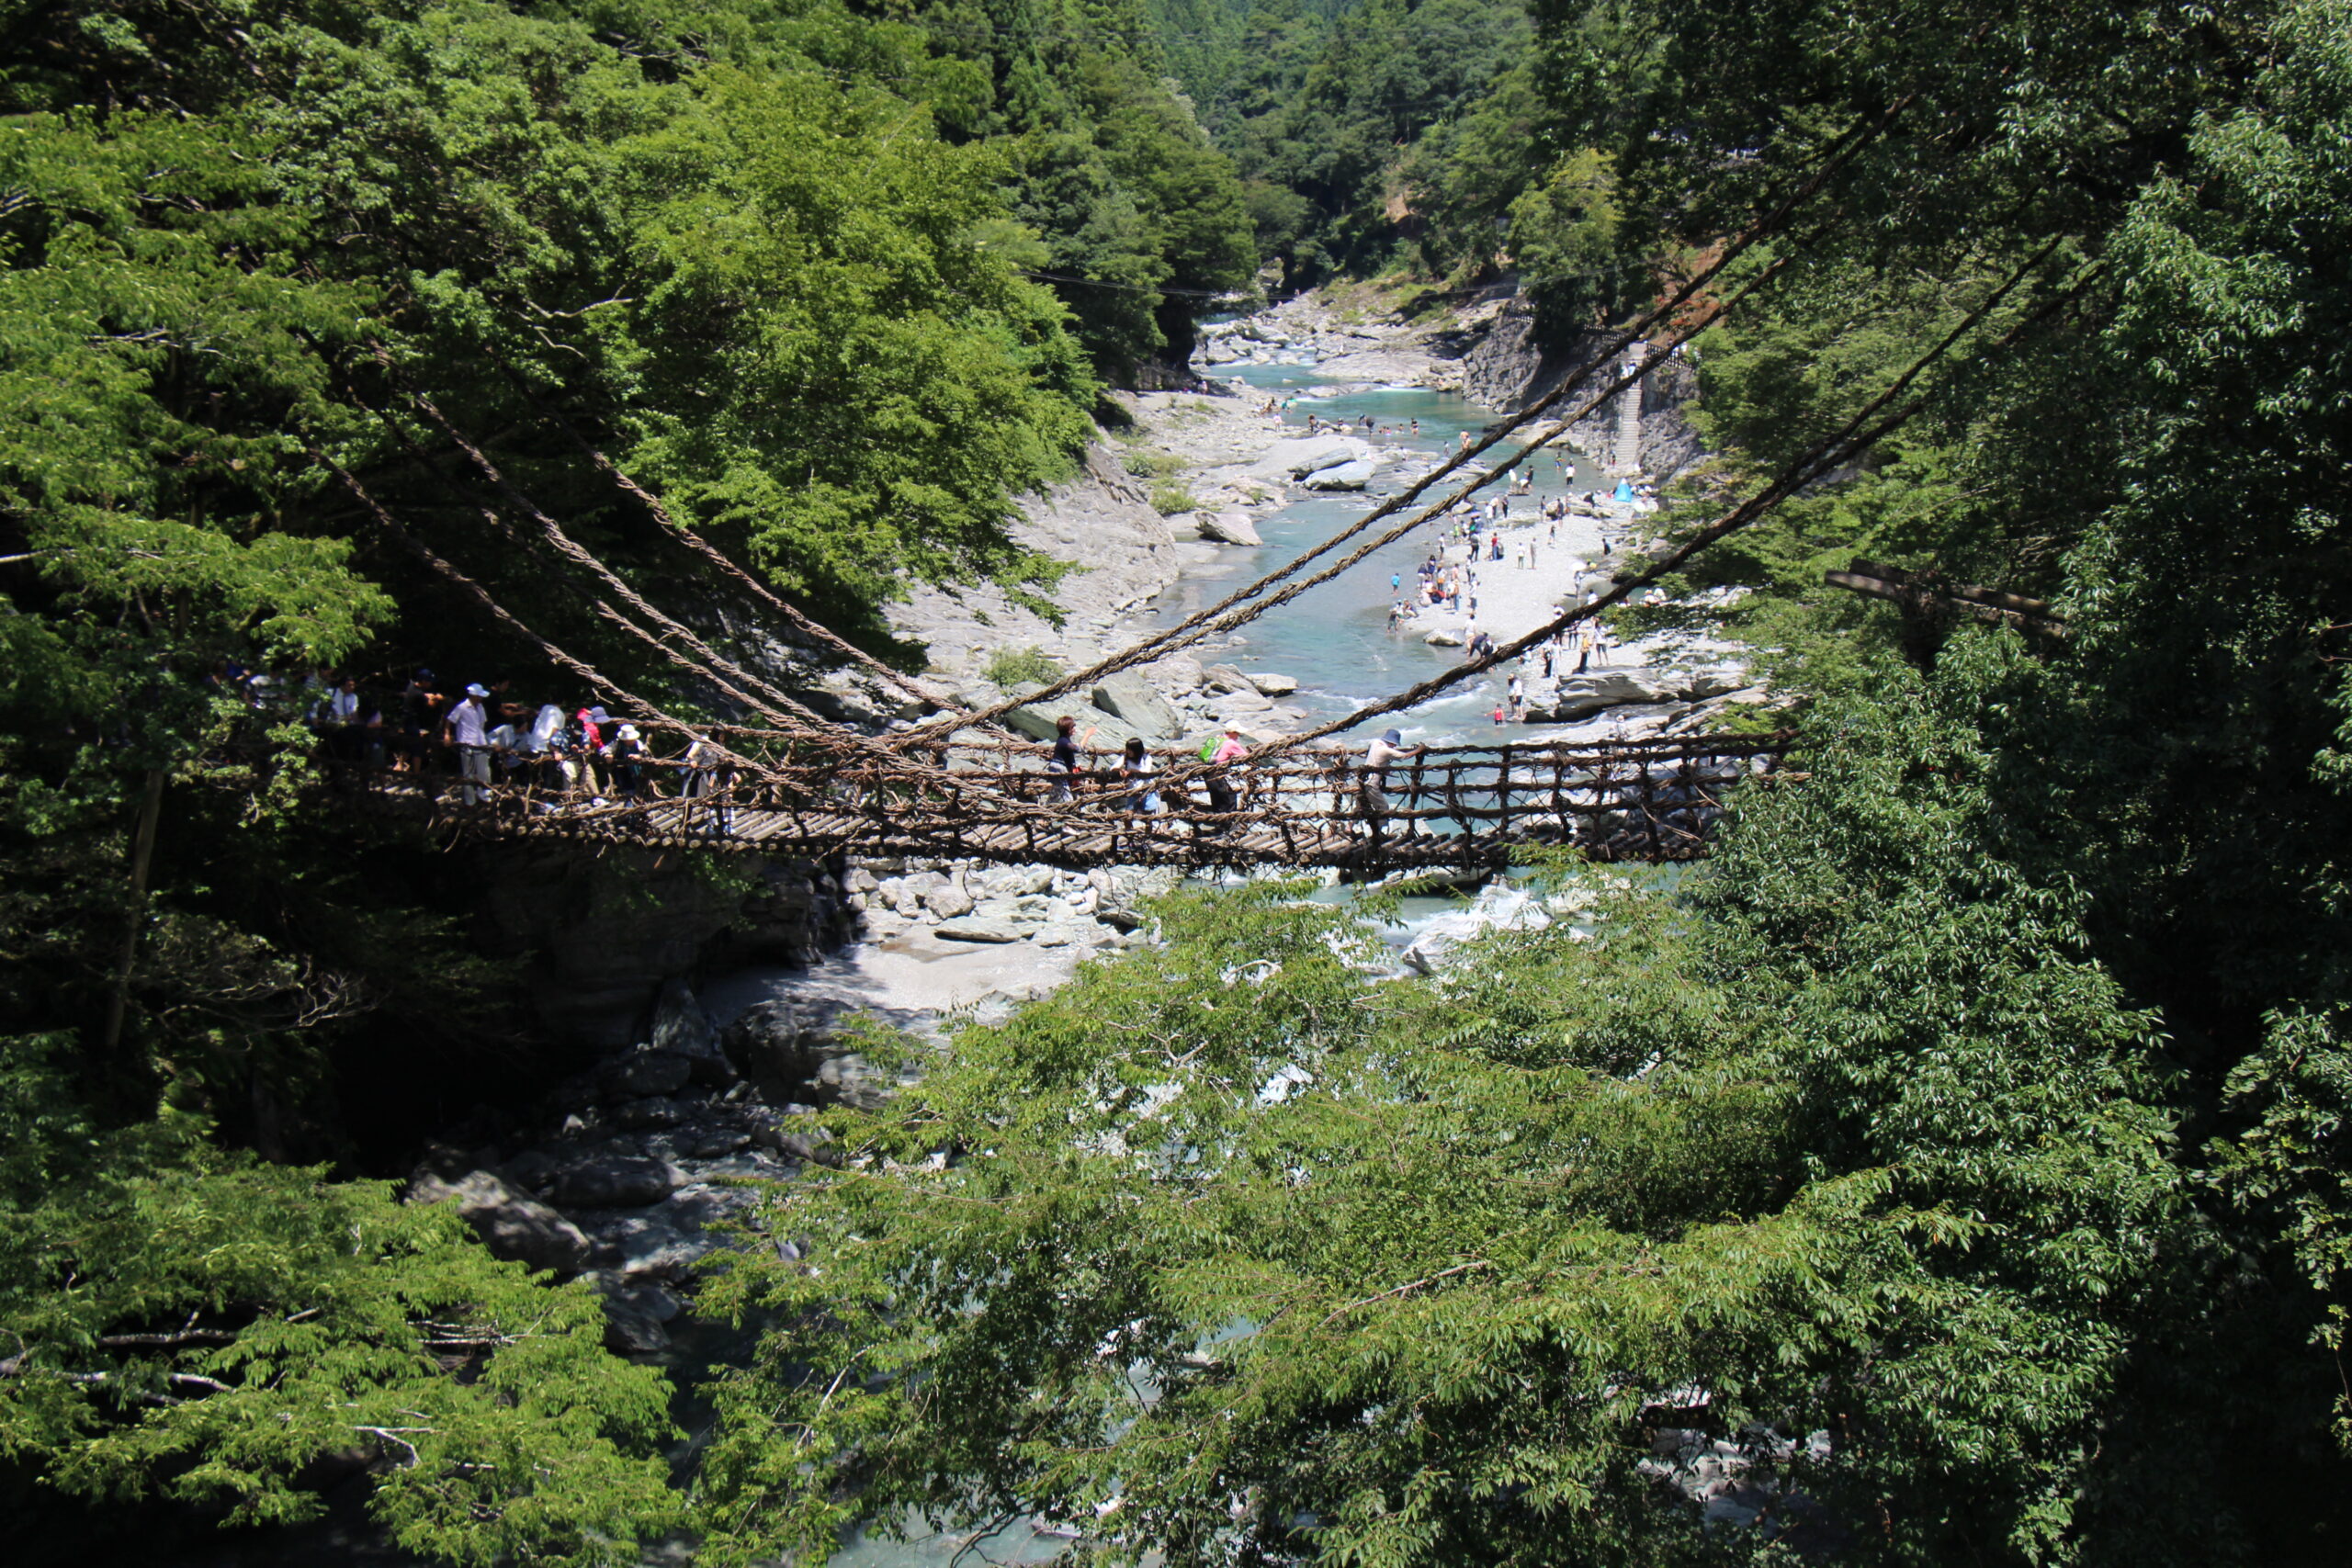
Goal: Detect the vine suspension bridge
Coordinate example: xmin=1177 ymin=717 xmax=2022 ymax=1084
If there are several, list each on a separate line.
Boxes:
xmin=305 ymin=124 xmax=2034 ymax=874
xmin=341 ymin=730 xmax=1796 ymax=872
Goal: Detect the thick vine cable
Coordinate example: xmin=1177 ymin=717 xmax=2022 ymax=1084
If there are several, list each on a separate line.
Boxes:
xmin=354 ymin=391 xmax=1012 ymax=796
xmin=487 ymin=355 xmax=976 ymax=719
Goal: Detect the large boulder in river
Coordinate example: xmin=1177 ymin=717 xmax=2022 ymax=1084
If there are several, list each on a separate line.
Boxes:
xmin=599 ymin=1048 xmax=691 ymax=1100
xmin=548 ymin=1153 xmax=678 ymax=1210
xmin=1401 ymin=884 xmax=1554 ymax=975
xmin=1538 ymin=671 xmax=1679 ymax=721
xmin=723 ymin=998 xmax=900 ymax=1110
xmin=1302 ymin=458 xmax=1377 ymax=491
xmin=1194 ymin=510 xmax=1263 ymax=546
xmin=1091 ymin=672 xmax=1182 ymax=739
xmin=1675 ymin=666 xmax=1750 ymax=701
xmin=936 ymin=915 xmax=1024 ymax=943
xmin=408 ymin=1168 xmax=594 ymax=1275
xmin=1246 ymin=434 xmax=1374 ymax=482
xmin=1003 ymin=694 xmax=1145 ymax=752
xmin=923 ymin=878 xmax=975 ymax=919
xmin=1143 ymin=652 xmax=1205 ymax=693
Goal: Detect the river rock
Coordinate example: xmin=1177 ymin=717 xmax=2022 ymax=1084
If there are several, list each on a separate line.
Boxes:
xmin=1676 ymin=666 xmax=1749 ymax=701
xmin=978 ymin=863 xmax=1057 ymax=897
xmin=602 ymin=1048 xmax=692 ymax=1099
xmin=549 ymin=1153 xmax=677 ymax=1209
xmin=609 ymin=1213 xmax=718 ymax=1280
xmin=1091 ymin=672 xmax=1182 ymax=738
xmin=1003 ymin=694 xmax=1145 ymax=752
xmin=723 ymin=998 xmax=830 ymax=1084
xmin=1401 ymin=885 xmax=1554 ymax=975
xmin=649 ymin=977 xmax=735 ymax=1088
xmin=888 ymin=870 xmax=945 ymax=916
xmin=1302 ymin=458 xmax=1377 ymax=491
xmin=1244 ymin=671 xmax=1298 ymax=695
xmin=937 ymin=915 xmax=1024 ymax=943
xmin=592 ymin=1273 xmax=677 ymax=1355
xmin=608 ymin=1095 xmax=684 ymax=1131
xmin=924 ymin=879 xmax=976 ymax=919
xmin=1202 ymin=662 xmax=1255 ymax=693
xmin=1195 ymin=510 xmax=1263 ymax=546
xmin=1208 ymin=689 xmax=1273 ymax=718
xmin=408 ymin=1168 xmax=594 ymax=1276
xmin=727 ymin=999 xmax=910 ymax=1111
xmin=1539 ymin=671 xmax=1679 ymax=721
xmin=1248 ymin=434 xmax=1374 ymax=481
xmin=1143 ymin=652 xmax=1204 ymax=693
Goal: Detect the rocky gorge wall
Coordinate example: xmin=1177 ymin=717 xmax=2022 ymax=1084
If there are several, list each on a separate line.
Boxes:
xmin=480 ymin=846 xmax=858 ymax=1052
xmin=1444 ymin=297 xmax=1707 ymax=481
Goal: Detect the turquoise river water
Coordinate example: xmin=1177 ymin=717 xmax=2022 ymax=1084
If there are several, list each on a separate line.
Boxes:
xmin=1129 ymin=363 xmax=1598 ymax=745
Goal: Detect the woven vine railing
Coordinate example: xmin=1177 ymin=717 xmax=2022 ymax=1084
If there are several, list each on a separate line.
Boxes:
xmin=322 ymin=729 xmax=1798 ymax=871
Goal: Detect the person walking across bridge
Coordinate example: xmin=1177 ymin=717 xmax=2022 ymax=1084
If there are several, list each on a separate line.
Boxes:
xmin=1202 ymin=725 xmax=1248 ymax=825
xmin=1048 ymin=714 xmax=1097 ymax=804
xmin=609 ymin=722 xmax=647 ymax=800
xmin=1117 ymin=737 xmax=1162 ymax=846
xmin=683 ymin=732 xmax=728 ymax=831
xmin=1360 ymin=728 xmax=1420 ymax=842
xmin=444 ymin=682 xmax=492 ymax=807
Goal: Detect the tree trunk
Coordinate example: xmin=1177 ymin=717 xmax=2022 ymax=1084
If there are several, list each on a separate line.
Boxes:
xmin=99 ymin=768 xmax=166 ymax=1061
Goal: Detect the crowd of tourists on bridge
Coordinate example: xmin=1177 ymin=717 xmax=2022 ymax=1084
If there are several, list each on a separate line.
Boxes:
xmin=215 ymin=637 xmax=1722 ymax=849
xmin=212 ymin=660 xmax=739 ymax=820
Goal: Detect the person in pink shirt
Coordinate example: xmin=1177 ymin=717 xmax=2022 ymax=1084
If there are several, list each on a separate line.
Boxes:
xmin=1204 ymin=726 xmax=1248 ymax=820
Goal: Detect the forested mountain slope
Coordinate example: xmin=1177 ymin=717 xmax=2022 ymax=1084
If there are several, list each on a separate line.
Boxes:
xmin=1144 ymin=0 xmax=1625 ymax=319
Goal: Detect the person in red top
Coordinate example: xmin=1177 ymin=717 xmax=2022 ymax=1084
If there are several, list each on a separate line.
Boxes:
xmin=1204 ymin=726 xmax=1248 ymax=821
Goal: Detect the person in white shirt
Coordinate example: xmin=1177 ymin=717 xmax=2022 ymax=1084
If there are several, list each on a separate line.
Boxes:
xmin=443 ymin=682 xmax=492 ymax=805
xmin=1121 ymin=738 xmax=1161 ymax=819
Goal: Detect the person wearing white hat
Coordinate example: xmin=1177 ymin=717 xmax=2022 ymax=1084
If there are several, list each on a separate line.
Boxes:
xmin=443 ymin=682 xmax=492 ymax=806
xmin=609 ymin=721 xmax=646 ymax=800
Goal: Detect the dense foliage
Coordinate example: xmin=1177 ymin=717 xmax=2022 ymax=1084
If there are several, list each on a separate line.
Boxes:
xmin=692 ymin=2 xmax=2352 ymax=1565
xmin=0 ymin=0 xmax=1244 ymax=1557
xmin=1148 ymin=0 xmax=1625 ymax=311
xmin=13 ymin=0 xmax=2352 ymax=1561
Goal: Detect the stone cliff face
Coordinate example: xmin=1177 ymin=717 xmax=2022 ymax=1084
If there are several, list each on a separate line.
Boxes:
xmin=1453 ymin=298 xmax=1707 ymax=480
xmin=482 ymin=848 xmax=855 ymax=1051
xmin=888 ymin=437 xmax=1184 ymax=681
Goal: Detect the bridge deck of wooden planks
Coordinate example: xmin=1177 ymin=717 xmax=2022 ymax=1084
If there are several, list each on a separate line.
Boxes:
xmin=339 ymin=731 xmax=1796 ymax=872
